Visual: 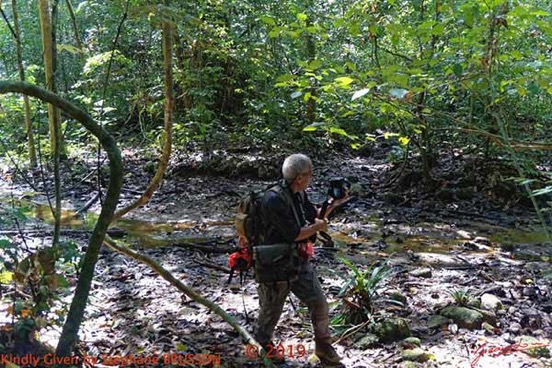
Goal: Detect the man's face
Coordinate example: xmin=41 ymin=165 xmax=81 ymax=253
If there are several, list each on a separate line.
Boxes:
xmin=297 ymin=165 xmax=313 ymax=191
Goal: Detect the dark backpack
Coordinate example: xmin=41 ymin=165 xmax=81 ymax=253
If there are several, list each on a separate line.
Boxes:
xmin=235 ymin=188 xmax=267 ymax=247
xmin=235 ymin=183 xmax=295 ymax=246
xmin=228 ymin=183 xmax=293 ymax=283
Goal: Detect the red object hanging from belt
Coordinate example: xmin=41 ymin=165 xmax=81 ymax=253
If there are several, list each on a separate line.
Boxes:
xmin=297 ymin=241 xmax=314 ymax=259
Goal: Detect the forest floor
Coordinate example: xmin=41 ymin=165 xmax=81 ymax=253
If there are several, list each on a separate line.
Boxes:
xmin=0 ymin=143 xmax=551 ymax=368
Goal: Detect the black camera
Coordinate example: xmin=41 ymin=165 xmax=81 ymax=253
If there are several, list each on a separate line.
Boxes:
xmin=328 ymin=177 xmax=351 ymax=200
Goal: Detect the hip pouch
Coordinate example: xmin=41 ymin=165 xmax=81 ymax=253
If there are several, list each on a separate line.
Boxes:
xmin=253 ymin=243 xmax=301 ymax=283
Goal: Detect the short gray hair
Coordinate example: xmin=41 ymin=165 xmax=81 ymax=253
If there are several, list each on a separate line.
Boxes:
xmin=282 ymin=153 xmax=312 ymax=181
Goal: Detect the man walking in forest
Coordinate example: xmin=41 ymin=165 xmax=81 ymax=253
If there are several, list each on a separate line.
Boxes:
xmin=253 ymin=153 xmax=347 ymax=367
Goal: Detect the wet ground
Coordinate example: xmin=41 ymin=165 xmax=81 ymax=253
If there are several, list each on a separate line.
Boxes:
xmin=0 ymin=148 xmax=551 ymax=368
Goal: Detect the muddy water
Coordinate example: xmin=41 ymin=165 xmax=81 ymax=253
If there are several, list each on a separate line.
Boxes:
xmin=23 ymin=201 xmax=235 ymax=247
xmin=15 ymin=200 xmax=551 ymax=263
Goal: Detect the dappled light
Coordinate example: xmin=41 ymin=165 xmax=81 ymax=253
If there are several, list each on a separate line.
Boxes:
xmin=0 ymin=0 xmax=551 ymax=366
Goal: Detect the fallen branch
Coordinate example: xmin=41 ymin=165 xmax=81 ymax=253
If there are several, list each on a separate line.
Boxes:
xmin=0 ymin=228 xmax=126 ymax=237
xmin=192 ymin=255 xmax=231 ymax=273
xmin=75 ymin=191 xmax=100 ymax=215
xmin=335 ymin=319 xmax=372 ymax=345
xmin=102 ymin=236 xmax=273 ymax=366
xmin=172 ymin=241 xmax=234 ymax=254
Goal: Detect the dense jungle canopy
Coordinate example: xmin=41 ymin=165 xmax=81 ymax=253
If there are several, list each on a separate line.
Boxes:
xmin=0 ymin=0 xmax=551 ymax=367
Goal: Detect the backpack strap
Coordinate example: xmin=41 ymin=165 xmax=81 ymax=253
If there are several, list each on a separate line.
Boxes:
xmin=268 ymin=183 xmax=302 ymax=229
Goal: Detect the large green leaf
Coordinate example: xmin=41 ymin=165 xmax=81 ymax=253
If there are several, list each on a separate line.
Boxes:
xmin=335 ymin=76 xmax=354 ymax=87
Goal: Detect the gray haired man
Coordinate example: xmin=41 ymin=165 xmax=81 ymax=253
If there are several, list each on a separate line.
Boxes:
xmin=254 ymin=153 xmax=347 ymax=367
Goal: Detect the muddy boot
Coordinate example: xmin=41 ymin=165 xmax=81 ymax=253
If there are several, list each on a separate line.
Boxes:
xmin=315 ymin=342 xmax=344 ymax=367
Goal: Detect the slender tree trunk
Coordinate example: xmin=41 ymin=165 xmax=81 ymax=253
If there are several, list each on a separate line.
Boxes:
xmin=64 ymin=0 xmax=82 ymax=51
xmin=112 ymin=1 xmax=174 ymax=220
xmin=38 ymin=0 xmax=59 ymax=152
xmin=305 ymin=2 xmax=316 ymax=124
xmin=38 ymin=0 xmax=62 ymax=247
xmin=11 ymin=0 xmax=37 ymax=168
xmin=0 ymin=80 xmax=123 ymax=358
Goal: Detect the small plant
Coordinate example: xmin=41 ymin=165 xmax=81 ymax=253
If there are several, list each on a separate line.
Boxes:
xmin=447 ymin=288 xmax=475 ymax=307
xmin=0 ymin=203 xmax=77 ymax=353
xmin=334 ymin=259 xmax=393 ymax=325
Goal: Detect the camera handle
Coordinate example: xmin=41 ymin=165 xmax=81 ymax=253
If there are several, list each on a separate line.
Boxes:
xmin=319 ymin=199 xmax=330 ymax=220
xmin=318 ymin=199 xmax=334 ymax=247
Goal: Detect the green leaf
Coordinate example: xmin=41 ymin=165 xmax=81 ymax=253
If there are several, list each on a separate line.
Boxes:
xmin=335 ymin=76 xmax=354 ymax=86
xmin=268 ymin=28 xmax=281 ymax=38
xmin=333 ymin=18 xmax=344 ymax=27
xmin=513 ymin=178 xmax=537 ymax=185
xmin=348 ymin=21 xmax=360 ymax=36
xmin=452 ymin=63 xmax=463 ymax=77
xmin=365 ymin=134 xmax=376 ymax=142
xmin=260 ymin=15 xmax=276 ymax=26
xmin=387 ymin=71 xmax=409 ymax=87
xmin=384 ymin=132 xmax=399 ymax=139
xmin=57 ymin=274 xmax=69 ymax=288
xmin=432 ymin=23 xmax=445 ymax=36
xmin=297 ymin=13 xmax=307 ymax=22
xmin=352 ymin=88 xmax=370 ymax=101
xmin=276 ymin=74 xmax=294 ymax=83
xmin=330 ymin=127 xmax=348 ymax=136
xmin=303 ymin=122 xmax=324 ymax=132
xmin=0 ymin=271 xmax=12 ymax=284
xmin=287 ymin=30 xmax=301 ymax=39
xmin=532 ymin=187 xmax=552 ymax=197
xmin=0 ymin=239 xmax=13 ymax=249
xmin=399 ymin=137 xmax=410 ymax=146
xmin=308 ymin=60 xmax=323 ymax=70
xmin=57 ymin=44 xmax=82 ymax=54
xmin=176 ymin=343 xmax=187 ymax=352
xmin=511 ymin=50 xmax=523 ymax=60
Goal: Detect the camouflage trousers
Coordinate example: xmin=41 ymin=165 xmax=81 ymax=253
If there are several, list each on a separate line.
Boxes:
xmin=254 ymin=260 xmax=332 ymax=346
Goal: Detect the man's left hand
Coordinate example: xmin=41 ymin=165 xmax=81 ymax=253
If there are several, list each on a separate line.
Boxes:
xmin=323 ymin=189 xmax=351 ymax=218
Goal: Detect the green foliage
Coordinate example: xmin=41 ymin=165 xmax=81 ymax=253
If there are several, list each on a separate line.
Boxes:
xmin=0 ymin=199 xmax=79 ymax=348
xmin=0 ymin=0 xmax=550 ymax=176
xmin=333 ymin=259 xmax=392 ymax=325
xmin=447 ymin=288 xmax=475 ymax=307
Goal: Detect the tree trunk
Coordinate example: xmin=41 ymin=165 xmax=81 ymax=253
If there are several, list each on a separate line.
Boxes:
xmin=38 ymin=0 xmax=62 ymax=247
xmin=11 ymin=0 xmax=37 ymax=168
xmin=38 ymin=0 xmax=59 ymax=152
xmin=112 ymin=1 xmax=174 ymax=220
xmin=305 ymin=7 xmax=317 ymax=124
xmin=0 ymin=80 xmax=123 ymax=357
xmin=64 ymin=0 xmax=82 ymax=51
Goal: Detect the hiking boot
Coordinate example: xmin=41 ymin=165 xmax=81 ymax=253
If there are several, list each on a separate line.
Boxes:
xmin=315 ymin=342 xmax=344 ymax=367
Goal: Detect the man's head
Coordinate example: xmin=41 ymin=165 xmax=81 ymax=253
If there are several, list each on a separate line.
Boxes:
xmin=282 ymin=153 xmax=313 ymax=193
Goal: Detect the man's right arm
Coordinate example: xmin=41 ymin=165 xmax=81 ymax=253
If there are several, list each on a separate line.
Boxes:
xmin=295 ymin=218 xmax=327 ymax=242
